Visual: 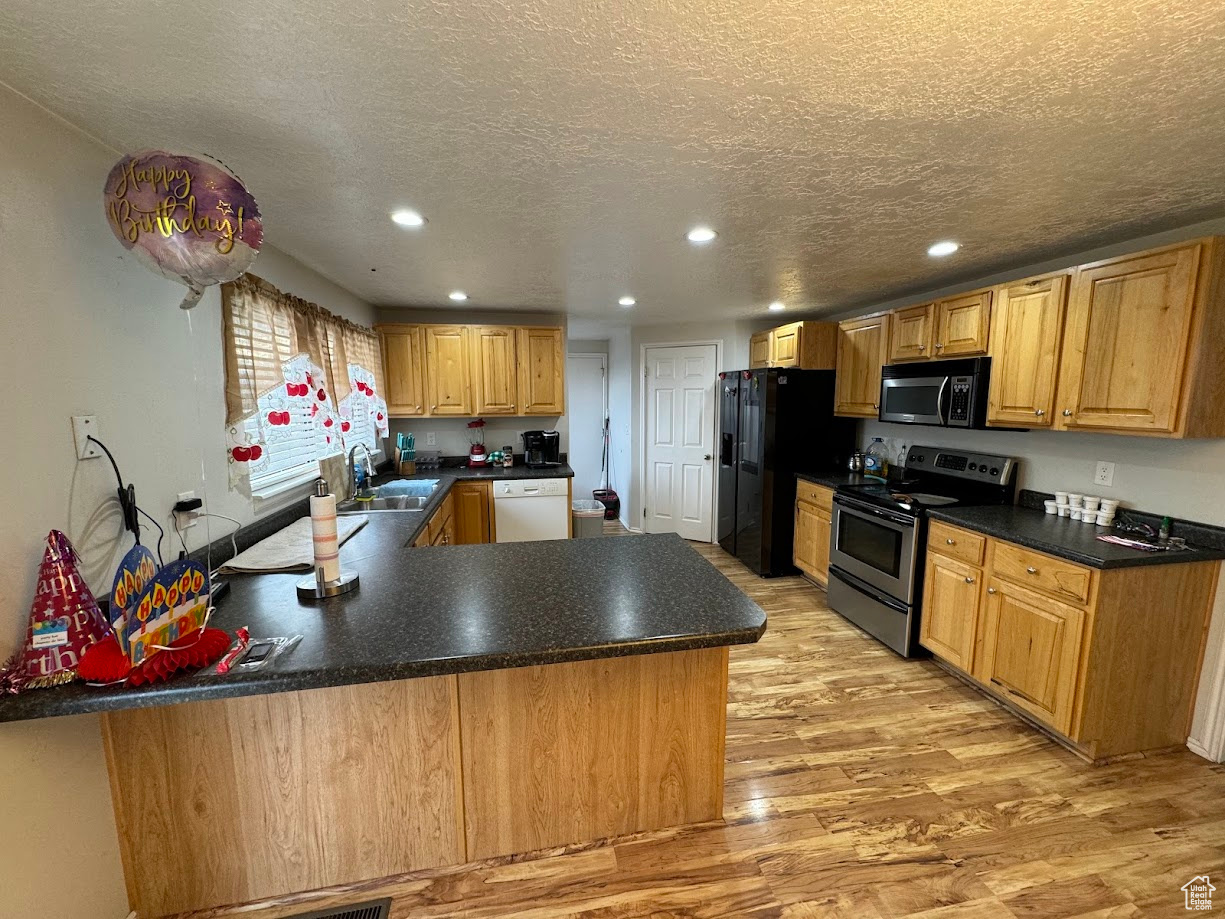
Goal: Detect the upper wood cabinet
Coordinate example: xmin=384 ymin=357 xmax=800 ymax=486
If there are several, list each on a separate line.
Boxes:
xmin=888 ymin=304 xmax=934 ymax=362
xmin=933 ymin=290 xmax=991 ymax=357
xmin=986 ymin=273 xmax=1069 ymax=427
xmin=1054 ymin=240 xmax=1225 ymax=436
xmin=516 ymin=327 xmax=565 ymax=415
xmin=378 ymin=322 xmax=565 ymax=418
xmin=749 ymin=332 xmax=771 ymax=369
xmin=472 ymin=327 xmax=518 ymax=415
xmin=379 ymin=325 xmax=426 ymax=416
xmin=834 ymin=313 xmax=889 ymax=417
xmin=424 ymin=326 xmax=473 ymax=416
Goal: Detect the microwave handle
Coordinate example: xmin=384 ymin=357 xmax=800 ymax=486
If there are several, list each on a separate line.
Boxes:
xmin=937 ymin=375 xmax=950 ymax=423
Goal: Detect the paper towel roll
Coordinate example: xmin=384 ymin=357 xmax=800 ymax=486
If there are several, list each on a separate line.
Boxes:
xmin=309 ymin=492 xmax=341 ymax=582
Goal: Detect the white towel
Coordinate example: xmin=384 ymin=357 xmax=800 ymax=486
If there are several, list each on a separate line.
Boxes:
xmin=220 ymin=515 xmax=369 ymax=572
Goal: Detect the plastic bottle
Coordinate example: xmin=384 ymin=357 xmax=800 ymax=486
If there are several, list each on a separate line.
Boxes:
xmin=897 ymin=443 xmax=908 ymax=472
xmin=864 ymin=437 xmax=890 ymax=478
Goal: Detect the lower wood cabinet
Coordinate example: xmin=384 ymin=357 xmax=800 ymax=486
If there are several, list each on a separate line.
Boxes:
xmin=921 ymin=522 xmax=1220 ymax=761
xmin=453 ymin=480 xmax=494 ymax=544
xmin=413 ymin=491 xmax=457 ymax=547
xmin=793 ymin=481 xmax=833 ymax=585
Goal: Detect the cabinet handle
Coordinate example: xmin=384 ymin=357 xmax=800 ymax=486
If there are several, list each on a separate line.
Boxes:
xmin=964 ymin=576 xmax=975 ymax=584
xmin=917 ymin=344 xmax=926 ymax=351
xmin=946 ymin=538 xmax=956 ymax=545
xmin=873 ymin=403 xmax=880 ymax=409
xmin=1034 ymin=409 xmax=1045 ymax=417
xmin=432 ymin=404 xmax=438 ymax=411
xmin=935 ymin=343 xmax=945 ymax=349
xmin=1026 ymin=566 xmax=1038 ymax=574
xmin=987 ymin=587 xmax=997 ymax=594
xmin=1062 ymin=409 xmax=1073 ymax=417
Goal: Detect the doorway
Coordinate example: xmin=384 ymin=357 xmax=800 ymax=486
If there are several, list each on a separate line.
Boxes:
xmin=565 ymin=352 xmax=608 ymax=500
xmin=642 ymin=343 xmax=718 ymax=541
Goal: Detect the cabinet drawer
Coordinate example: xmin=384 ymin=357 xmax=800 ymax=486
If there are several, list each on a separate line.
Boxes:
xmin=796 ymin=480 xmax=833 ymax=513
xmin=991 ymin=542 xmax=1092 ymax=605
xmin=927 ymin=521 xmax=985 ymax=566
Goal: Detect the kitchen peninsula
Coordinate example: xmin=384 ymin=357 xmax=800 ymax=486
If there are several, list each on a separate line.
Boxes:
xmin=0 ymin=514 xmax=765 ymax=917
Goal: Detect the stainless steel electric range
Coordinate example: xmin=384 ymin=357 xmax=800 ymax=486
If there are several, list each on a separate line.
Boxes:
xmin=827 ymin=446 xmax=1018 ymax=657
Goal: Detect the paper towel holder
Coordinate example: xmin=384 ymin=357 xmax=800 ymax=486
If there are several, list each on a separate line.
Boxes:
xmin=297 ymin=477 xmax=361 ymax=600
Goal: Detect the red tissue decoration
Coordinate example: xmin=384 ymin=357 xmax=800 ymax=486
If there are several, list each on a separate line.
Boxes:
xmin=78 ymin=627 xmax=230 ymax=686
xmin=0 ymin=531 xmax=109 ymax=690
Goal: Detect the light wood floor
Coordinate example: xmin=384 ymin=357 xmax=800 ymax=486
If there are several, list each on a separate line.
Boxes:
xmin=193 ymin=537 xmax=1225 ymax=919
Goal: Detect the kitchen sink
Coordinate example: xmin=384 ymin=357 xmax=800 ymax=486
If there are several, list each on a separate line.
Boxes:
xmin=337 ymin=495 xmax=432 ymax=514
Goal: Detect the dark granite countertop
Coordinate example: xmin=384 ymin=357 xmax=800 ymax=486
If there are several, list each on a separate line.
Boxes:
xmin=0 ymin=521 xmax=764 ymax=723
xmin=927 ymin=504 xmax=1225 ymax=570
xmin=796 ymin=470 xmax=896 ymax=489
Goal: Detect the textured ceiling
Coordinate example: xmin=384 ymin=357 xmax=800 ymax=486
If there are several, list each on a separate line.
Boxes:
xmin=4 ymin=0 xmax=1225 ymax=322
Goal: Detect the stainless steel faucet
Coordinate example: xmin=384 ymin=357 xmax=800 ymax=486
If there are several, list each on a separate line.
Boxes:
xmin=348 ymin=443 xmax=375 ymax=497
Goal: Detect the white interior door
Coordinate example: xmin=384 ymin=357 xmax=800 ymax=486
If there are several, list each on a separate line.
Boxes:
xmin=644 ymin=344 xmax=717 ymax=541
xmin=565 ymin=353 xmax=607 ymax=499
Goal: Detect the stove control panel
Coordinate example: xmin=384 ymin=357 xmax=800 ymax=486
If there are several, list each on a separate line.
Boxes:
xmin=904 ymin=447 xmax=1016 ymax=485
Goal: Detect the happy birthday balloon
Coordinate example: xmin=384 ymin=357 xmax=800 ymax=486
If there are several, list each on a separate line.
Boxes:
xmin=103 ymin=150 xmax=263 ymax=309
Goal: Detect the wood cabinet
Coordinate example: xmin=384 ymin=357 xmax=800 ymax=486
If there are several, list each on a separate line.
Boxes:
xmin=1054 ymin=240 xmax=1225 ymax=436
xmin=749 ymin=331 xmax=771 ymax=369
xmin=472 ymin=327 xmax=518 ymax=415
xmin=888 ymin=304 xmax=934 ymax=362
xmin=792 ymin=481 xmax=833 ymax=586
xmin=424 ymin=325 xmax=473 ymax=416
xmin=453 ymin=480 xmax=494 ymax=544
xmin=977 ymin=577 xmax=1084 ymax=736
xmin=987 ymin=273 xmax=1068 ymax=427
xmin=834 ymin=313 xmax=889 ymax=417
xmin=748 ymin=321 xmax=837 ymax=370
xmin=379 ymin=322 xmax=565 ymax=419
xmin=933 ymin=290 xmax=991 ymax=357
xmin=919 ymin=523 xmax=1221 ymax=762
xmin=516 ymin=327 xmax=565 ymax=415
xmin=412 ymin=490 xmax=457 ymax=547
xmin=920 ymin=552 xmax=982 ymax=673
xmin=379 ymin=325 xmax=427 ymax=416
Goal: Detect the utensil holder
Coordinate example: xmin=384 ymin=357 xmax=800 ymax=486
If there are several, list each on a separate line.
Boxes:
xmin=397 ymin=459 xmax=417 ymax=476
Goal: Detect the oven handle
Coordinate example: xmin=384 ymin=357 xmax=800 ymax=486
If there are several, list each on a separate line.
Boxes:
xmin=834 ymin=494 xmax=915 ymax=527
xmin=829 ymin=566 xmax=911 ymax=615
xmin=937 ymin=375 xmax=950 ymax=425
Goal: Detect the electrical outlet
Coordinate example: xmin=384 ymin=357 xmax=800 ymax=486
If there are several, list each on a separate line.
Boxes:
xmin=71 ymin=415 xmax=102 ymax=460
xmin=1094 ymin=461 xmax=1115 ymax=487
xmin=175 ymin=490 xmax=201 ymax=530
xmin=426 ymin=432 xmax=437 ymax=446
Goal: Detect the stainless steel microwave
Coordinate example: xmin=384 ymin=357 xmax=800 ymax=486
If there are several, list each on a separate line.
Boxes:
xmin=878 ymin=357 xmax=991 ymax=428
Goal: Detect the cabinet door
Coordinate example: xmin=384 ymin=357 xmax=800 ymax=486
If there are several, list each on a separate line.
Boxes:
xmin=770 ymin=323 xmax=802 ymax=368
xmin=934 ymin=291 xmax=991 ymax=357
xmin=810 ymin=506 xmax=831 ymax=584
xmin=379 ymin=326 xmax=427 ymax=416
xmin=888 ymin=304 xmax=934 ymax=362
xmin=1055 ymin=243 xmax=1201 ymax=433
xmin=425 ymin=326 xmax=473 ymax=416
xmin=793 ymin=500 xmax=830 ymax=584
xmin=987 ymin=274 xmax=1068 ymax=427
xmin=516 ymin=328 xmax=565 ymax=414
xmin=834 ymin=314 xmax=889 ymax=417
xmin=749 ymin=331 xmax=772 ymax=369
xmin=453 ymin=481 xmax=492 ymax=544
xmin=472 ymin=327 xmax=518 ymax=415
xmin=978 ymin=579 xmax=1085 ymax=735
xmin=919 ymin=554 xmax=983 ymax=672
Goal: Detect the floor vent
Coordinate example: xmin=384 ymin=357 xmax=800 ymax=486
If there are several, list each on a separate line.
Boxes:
xmin=284 ymin=899 xmax=392 ymax=919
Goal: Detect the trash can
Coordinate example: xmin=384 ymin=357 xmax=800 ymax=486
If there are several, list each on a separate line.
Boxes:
xmin=572 ymin=500 xmax=606 ymax=538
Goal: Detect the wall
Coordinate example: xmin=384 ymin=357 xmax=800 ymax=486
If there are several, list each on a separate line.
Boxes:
xmin=376 ymin=307 xmax=568 ymax=459
xmin=0 ymin=84 xmax=377 ymax=918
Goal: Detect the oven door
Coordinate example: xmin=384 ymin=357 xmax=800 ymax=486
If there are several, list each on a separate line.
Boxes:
xmin=879 ymin=374 xmax=949 ymax=426
xmin=829 ymin=495 xmax=919 ymax=602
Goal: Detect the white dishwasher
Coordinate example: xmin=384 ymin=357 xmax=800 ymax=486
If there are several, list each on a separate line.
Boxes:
xmin=493 ymin=478 xmax=571 ymax=542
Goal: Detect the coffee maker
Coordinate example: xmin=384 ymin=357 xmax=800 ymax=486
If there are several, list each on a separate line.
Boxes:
xmin=522 ymin=430 xmax=561 ymax=467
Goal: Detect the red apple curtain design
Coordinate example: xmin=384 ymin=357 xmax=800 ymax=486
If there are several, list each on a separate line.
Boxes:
xmin=221 ymin=275 xmax=387 ymax=494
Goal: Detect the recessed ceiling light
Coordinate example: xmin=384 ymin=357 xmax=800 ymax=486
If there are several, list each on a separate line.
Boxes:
xmin=391 ymin=209 xmax=426 ymax=227
xmin=448 ymin=291 xmax=468 ymax=301
xmin=768 ymin=301 xmax=786 ymax=312
xmin=686 ymin=226 xmax=717 ymax=244
xmin=618 ymin=296 xmax=636 ymax=307
xmin=927 ymin=240 xmax=960 ymax=257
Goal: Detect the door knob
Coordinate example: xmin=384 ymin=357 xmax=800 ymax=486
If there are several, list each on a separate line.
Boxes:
xmin=704 ymin=454 xmax=712 ymax=461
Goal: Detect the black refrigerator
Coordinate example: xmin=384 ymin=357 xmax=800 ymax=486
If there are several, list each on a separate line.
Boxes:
xmin=717 ymin=368 xmax=854 ymax=576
